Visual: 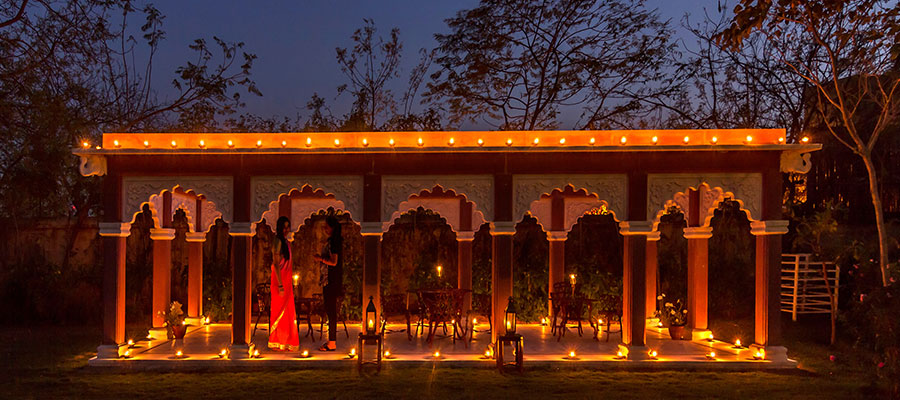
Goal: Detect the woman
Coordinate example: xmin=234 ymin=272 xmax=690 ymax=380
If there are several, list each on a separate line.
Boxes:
xmin=314 ymin=215 xmax=342 ymax=351
xmin=269 ymin=216 xmax=299 ymax=350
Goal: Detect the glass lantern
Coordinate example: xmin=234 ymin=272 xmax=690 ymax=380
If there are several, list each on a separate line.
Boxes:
xmin=504 ymin=296 xmax=517 ymax=335
xmin=365 ymin=296 xmax=377 ymax=335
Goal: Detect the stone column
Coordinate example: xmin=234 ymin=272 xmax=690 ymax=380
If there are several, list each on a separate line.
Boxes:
xmin=457 ymin=231 xmax=475 ymax=314
xmin=619 ymin=221 xmax=651 ymax=352
xmin=150 ymin=228 xmax=176 ymax=328
xmin=361 ymin=222 xmax=383 ymax=331
xmin=684 ymin=226 xmax=713 ymax=338
xmin=547 ymin=230 xmax=566 ymax=321
xmin=491 ymin=221 xmax=515 ymax=344
xmin=645 ymin=231 xmax=660 ymax=318
xmin=185 ymin=232 xmax=206 ymax=319
xmin=97 ymin=222 xmax=130 ymax=359
xmin=229 ymin=222 xmax=254 ymax=358
xmin=751 ymin=220 xmax=789 ymax=360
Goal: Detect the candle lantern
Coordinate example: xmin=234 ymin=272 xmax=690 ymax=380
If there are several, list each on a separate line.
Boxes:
xmin=504 ymin=296 xmax=517 ymax=335
xmin=436 ymin=265 xmax=443 ymax=278
xmin=365 ymin=296 xmax=377 ymax=335
xmin=292 ymin=273 xmax=300 ymax=287
xmin=570 ymin=273 xmax=576 ymax=285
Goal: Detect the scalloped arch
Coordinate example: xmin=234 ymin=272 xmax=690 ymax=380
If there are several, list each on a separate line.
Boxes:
xmin=256 ymin=186 xmax=356 ymax=231
xmin=384 ymin=187 xmax=487 ymax=233
xmin=124 ymin=182 xmax=226 ymax=234
xmin=649 ymin=183 xmax=757 ymax=231
xmin=521 ymin=184 xmax=623 ymax=234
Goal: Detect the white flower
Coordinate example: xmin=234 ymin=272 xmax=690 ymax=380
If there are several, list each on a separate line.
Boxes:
xmin=670 ymin=310 xmax=676 ymax=315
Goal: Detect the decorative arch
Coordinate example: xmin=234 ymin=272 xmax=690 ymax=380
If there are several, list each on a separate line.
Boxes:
xmin=381 ymin=175 xmax=493 ymax=228
xmin=513 ymin=174 xmax=627 ymax=232
xmin=251 ymin=176 xmax=363 ymax=227
xmin=122 ymin=176 xmax=231 ymax=233
xmin=385 ymin=186 xmax=487 ymax=233
xmin=257 ymin=186 xmax=354 ymax=232
xmin=647 ymin=173 xmax=762 ymax=230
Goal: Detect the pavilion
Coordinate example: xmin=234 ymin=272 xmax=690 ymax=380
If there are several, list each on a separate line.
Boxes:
xmin=75 ymin=129 xmax=820 ymax=367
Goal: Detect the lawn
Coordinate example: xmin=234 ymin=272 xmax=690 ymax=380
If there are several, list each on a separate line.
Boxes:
xmin=0 ymin=318 xmax=886 ymax=399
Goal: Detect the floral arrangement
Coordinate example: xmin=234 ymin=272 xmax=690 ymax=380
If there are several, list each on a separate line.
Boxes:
xmin=158 ymin=301 xmax=185 ymax=338
xmin=658 ymin=294 xmax=688 ymax=326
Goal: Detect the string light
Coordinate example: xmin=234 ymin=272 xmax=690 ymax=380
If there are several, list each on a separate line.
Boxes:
xmin=143 ymin=140 xmax=151 ymax=148
xmin=651 ymin=136 xmax=658 ymax=144
xmin=306 ymin=137 xmax=312 ymax=147
xmin=711 ymin=136 xmax=718 ymax=144
xmin=620 ymin=136 xmax=627 ymax=144
xmin=477 ymin=138 xmax=484 ymax=146
xmin=447 ymin=137 xmax=455 ymax=146
xmin=417 ymin=137 xmax=424 ymax=146
xmin=199 ymin=140 xmax=206 ymax=149
xmin=113 ymin=140 xmax=121 ymax=148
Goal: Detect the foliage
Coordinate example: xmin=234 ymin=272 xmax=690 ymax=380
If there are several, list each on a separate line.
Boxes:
xmin=512 ymin=216 xmax=548 ymax=321
xmin=657 ymin=208 xmax=687 ymax=303
xmin=708 ymin=200 xmax=755 ymax=320
xmin=157 ymin=301 xmax=184 ymax=328
xmin=658 ymin=294 xmax=688 ymax=326
xmin=426 ymin=0 xmax=676 ymax=130
xmin=846 ymin=282 xmax=900 ymax=397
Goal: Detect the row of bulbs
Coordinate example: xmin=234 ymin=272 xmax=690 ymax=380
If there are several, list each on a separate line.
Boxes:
xmin=83 ymin=135 xmax=811 ymax=150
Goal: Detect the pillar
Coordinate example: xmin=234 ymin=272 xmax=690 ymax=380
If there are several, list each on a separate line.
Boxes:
xmin=620 ymin=221 xmax=651 ymax=348
xmin=361 ymin=223 xmax=382 ymax=330
xmin=457 ymin=231 xmax=475 ymax=313
xmin=547 ymin=230 xmax=566 ymax=320
xmin=229 ymin=222 xmax=254 ymax=357
xmin=684 ymin=226 xmax=712 ymax=335
xmin=97 ymin=222 xmax=130 ymax=359
xmin=645 ymin=231 xmax=660 ymax=318
xmin=186 ymin=232 xmax=206 ymax=318
xmin=751 ymin=220 xmax=788 ymax=352
xmin=150 ymin=228 xmax=175 ymax=328
xmin=491 ymin=222 xmax=515 ymax=344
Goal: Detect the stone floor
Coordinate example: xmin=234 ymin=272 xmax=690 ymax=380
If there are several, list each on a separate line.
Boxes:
xmin=89 ymin=319 xmax=795 ymax=369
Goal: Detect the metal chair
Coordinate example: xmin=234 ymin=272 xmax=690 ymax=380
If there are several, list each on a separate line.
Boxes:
xmin=592 ymin=294 xmax=623 ymax=342
xmin=380 ymin=293 xmax=412 ymax=340
xmin=251 ymin=283 xmax=271 ymax=340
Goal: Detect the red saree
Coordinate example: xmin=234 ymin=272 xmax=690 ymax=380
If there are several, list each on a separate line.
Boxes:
xmin=269 ymin=246 xmax=299 ymax=350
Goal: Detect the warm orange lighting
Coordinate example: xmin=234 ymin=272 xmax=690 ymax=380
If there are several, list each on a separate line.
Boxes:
xmin=533 ymin=138 xmax=540 ymax=145
xmin=778 ymin=137 xmax=785 ymax=143
xmin=620 ymin=136 xmax=627 ymax=144
xmin=683 ymin=136 xmax=690 ymax=144
xmin=433 ymin=351 xmax=441 ymax=358
xmin=559 ymin=138 xmax=566 ymax=145
xmin=734 ymin=339 xmax=742 ymax=348
xmin=362 ymin=138 xmax=368 ymax=147
xmin=651 ymin=136 xmax=658 ymax=144
xmin=95 ymin=145 xmax=101 ymax=150
xmin=113 ymin=140 xmax=121 ymax=148
xmin=281 ymin=140 xmax=287 ymax=148
xmin=745 ymin=135 xmax=753 ymax=143
xmin=711 ymin=136 xmax=718 ymax=144
xmin=753 ymin=349 xmax=765 ymax=360
xmin=203 ymin=316 xmax=210 ymax=324
xmin=506 ymin=138 xmax=513 ymax=146
xmin=349 ymin=348 xmax=356 ymax=356
xmin=706 ymin=351 xmax=716 ymax=360
xmin=389 ymin=138 xmax=395 ymax=147
xmin=334 ymin=139 xmax=340 ymax=147
xmin=182 ymin=320 xmax=187 ymax=325
xmin=384 ymin=350 xmax=391 ymax=357
xmin=616 ymin=350 xmax=625 ymax=358
xmin=484 ymin=349 xmax=493 ymax=358
xmin=306 ymin=137 xmax=312 ymax=147
xmin=146 ymin=334 xmax=154 ymax=340
xmin=219 ymin=348 xmax=228 ymax=358
xmin=436 ymin=265 xmax=443 ymax=277
xmin=199 ymin=140 xmax=206 ymax=149
xmin=252 ymin=349 xmax=260 ymax=358
xmin=227 ymin=140 xmax=234 ymax=148
xmin=292 ymin=274 xmax=299 ymax=286
xmin=472 ymin=318 xmax=478 ymax=325
xmin=368 ymin=319 xmax=374 ymax=329
xmin=569 ymin=274 xmax=576 ymax=285
xmin=256 ymin=139 xmax=263 ymax=148
xmin=657 ymin=321 xmax=663 ymax=328
xmin=417 ymin=137 xmax=424 ymax=146
xmin=568 ymin=351 xmax=576 ymax=358
xmin=589 ymin=137 xmax=595 ymax=145
xmin=649 ymin=349 xmax=658 ymax=359
xmin=175 ymin=350 xmax=184 ymax=358
xmin=801 ymin=136 xmax=810 ymax=143
xmin=708 ymin=333 xmax=714 ymax=342
xmin=301 ymin=350 xmax=310 ymax=358
xmin=477 ymin=138 xmax=484 ymax=146
xmin=123 ymin=349 xmax=132 ymax=358
xmin=171 ymin=140 xmax=177 ymax=148
xmin=82 ymin=141 xmax=91 ymax=148
xmin=448 ymin=137 xmax=455 ymax=146
xmin=143 ymin=140 xmax=150 ymax=148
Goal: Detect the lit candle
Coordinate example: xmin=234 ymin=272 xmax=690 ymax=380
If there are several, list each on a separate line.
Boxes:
xmin=734 ymin=339 xmax=742 ymax=348
xmin=745 ymin=135 xmax=753 ymax=143
xmin=389 ymin=138 xmax=395 ymax=147
xmin=484 ymin=349 xmax=492 ymax=358
xmin=683 ymin=136 xmax=690 ymax=144
xmin=506 ymin=320 xmax=511 ymax=330
xmin=472 ymin=318 xmax=477 ymax=325
xmin=175 ymin=350 xmax=184 ymax=358
xmin=127 ymin=339 xmax=134 ymax=347
xmin=123 ymin=349 xmax=132 ymax=358
xmin=227 ymin=140 xmax=234 ymax=148
xmin=281 ymin=140 xmax=287 ymax=148
xmin=433 ymin=351 xmax=440 ymax=358
xmin=570 ymin=274 xmax=576 ymax=285
xmin=568 ymin=351 xmax=576 ymax=358
xmin=199 ymin=140 xmax=206 ymax=149
xmin=301 ymin=350 xmax=309 ymax=358
xmin=306 ymin=137 xmax=312 ymax=147
xmin=436 ymin=265 xmax=442 ymax=278
xmin=113 ymin=140 xmax=121 ymax=148
xmin=204 ymin=316 xmax=210 ymax=324
xmin=620 ymin=136 xmax=627 ymax=144
xmin=801 ymin=136 xmax=810 ymax=143
xmin=362 ymin=138 xmax=368 ymax=147
xmin=589 ymin=137 xmax=595 ymax=145
xmin=368 ymin=319 xmax=374 ymax=329
xmin=82 ymin=141 xmax=90 ymax=148
xmin=778 ymin=137 xmax=785 ymax=143
xmin=350 ymin=348 xmax=356 ymax=357
xmin=533 ymin=137 xmax=540 ymax=145
xmin=649 ymin=349 xmax=658 ymax=359
xmin=707 ymin=351 xmax=716 ymax=360
xmin=559 ymin=138 xmax=566 ymax=145
xmin=418 ymin=137 xmax=424 ymax=146
xmin=477 ymin=138 xmax=484 ymax=146
xmin=447 ymin=137 xmax=455 ymax=146
xmin=384 ymin=350 xmax=391 ymax=358
xmin=506 ymin=138 xmax=513 ymax=146
xmin=753 ymin=349 xmax=765 ymax=360
xmin=219 ymin=349 xmax=228 ymax=358
xmin=334 ymin=139 xmax=340 ymax=147
xmin=252 ymin=349 xmax=260 ymax=358
xmin=292 ymin=273 xmax=300 ymax=287
xmin=256 ymin=139 xmax=263 ymax=148
xmin=616 ymin=350 xmax=624 ymax=358
xmin=711 ymin=136 xmax=718 ymax=144
xmin=143 ymin=140 xmax=150 ymax=148
xmin=651 ymin=136 xmax=658 ymax=144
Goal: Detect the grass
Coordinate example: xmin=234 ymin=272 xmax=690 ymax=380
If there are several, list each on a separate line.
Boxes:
xmin=0 ymin=318 xmax=887 ymax=399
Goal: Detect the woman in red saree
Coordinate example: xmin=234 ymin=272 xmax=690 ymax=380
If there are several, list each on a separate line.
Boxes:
xmin=269 ymin=216 xmax=299 ymax=350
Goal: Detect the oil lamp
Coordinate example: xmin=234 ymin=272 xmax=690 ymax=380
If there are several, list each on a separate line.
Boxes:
xmin=504 ymin=297 xmax=517 ymax=335
xmin=365 ymin=296 xmax=377 ymax=335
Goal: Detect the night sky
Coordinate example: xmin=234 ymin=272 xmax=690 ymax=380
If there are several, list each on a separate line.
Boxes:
xmin=149 ymin=1 xmax=720 ymax=129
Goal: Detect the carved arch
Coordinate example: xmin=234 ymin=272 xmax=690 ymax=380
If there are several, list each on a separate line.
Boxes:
xmin=648 ymin=176 xmax=762 ymax=231
xmin=122 ymin=177 xmax=230 ymax=233
xmin=385 ymin=186 xmax=487 ymax=233
xmin=257 ymin=186 xmax=355 ymax=232
xmin=381 ymin=175 xmax=493 ymax=226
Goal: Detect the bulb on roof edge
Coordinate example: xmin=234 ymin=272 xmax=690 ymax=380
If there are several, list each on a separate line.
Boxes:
xmin=711 ymin=136 xmax=718 ymax=144
xmin=651 ymin=136 xmax=658 ymax=144
xmin=306 ymin=137 xmax=312 ymax=147
xmin=448 ymin=137 xmax=455 ymax=146
xmin=559 ymin=138 xmax=566 ymax=145
xmin=533 ymin=138 xmax=539 ymax=145
xmin=256 ymin=140 xmax=263 ymax=148
xmin=143 ymin=140 xmax=150 ymax=148
xmin=620 ymin=136 xmax=627 ymax=144
xmin=477 ymin=138 xmax=484 ymax=146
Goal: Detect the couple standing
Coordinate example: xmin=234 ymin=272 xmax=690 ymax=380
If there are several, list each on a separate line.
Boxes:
xmin=268 ymin=215 xmax=343 ymax=352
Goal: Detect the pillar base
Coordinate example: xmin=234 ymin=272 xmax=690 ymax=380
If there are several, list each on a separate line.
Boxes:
xmin=96 ymin=344 xmax=123 ymax=359
xmin=184 ymin=317 xmax=203 ymax=326
xmin=752 ymin=344 xmax=790 ymax=363
xmin=690 ymin=329 xmax=713 ymax=341
xmin=626 ymin=345 xmax=652 ymax=360
xmin=229 ymin=344 xmax=251 ymax=360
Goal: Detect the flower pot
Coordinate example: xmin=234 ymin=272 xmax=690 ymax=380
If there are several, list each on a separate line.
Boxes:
xmin=172 ymin=323 xmax=187 ymax=340
xmin=668 ymin=324 xmax=686 ymax=340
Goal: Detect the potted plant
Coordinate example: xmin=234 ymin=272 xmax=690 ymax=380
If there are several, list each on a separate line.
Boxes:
xmin=158 ymin=301 xmax=187 ymax=339
xmin=658 ymin=294 xmax=688 ymax=340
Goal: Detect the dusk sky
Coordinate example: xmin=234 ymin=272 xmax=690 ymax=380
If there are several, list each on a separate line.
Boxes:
xmin=148 ymin=1 xmax=723 ymax=129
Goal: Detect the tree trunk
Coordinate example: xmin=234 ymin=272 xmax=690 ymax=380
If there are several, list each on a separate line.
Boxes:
xmin=860 ymin=152 xmax=890 ymax=287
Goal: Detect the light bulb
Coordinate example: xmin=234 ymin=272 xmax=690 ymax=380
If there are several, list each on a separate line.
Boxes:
xmin=143 ymin=140 xmax=150 ymax=148
xmin=745 ymin=135 xmax=753 ymax=143
xmin=334 ymin=139 xmax=340 ymax=147
xmin=389 ymin=138 xmax=395 ymax=147
xmin=418 ymin=137 xmax=424 ymax=146
xmin=256 ymin=139 xmax=263 ymax=148
xmin=448 ymin=137 xmax=455 ymax=146
xmin=171 ymin=140 xmax=177 ymax=148
xmin=620 ymin=136 xmax=627 ymax=144
xmin=559 ymin=138 xmax=566 ymax=145
xmin=306 ymin=137 xmax=312 ymax=147
xmin=711 ymin=136 xmax=718 ymax=144
xmin=506 ymin=138 xmax=513 ymax=146
xmin=227 ymin=140 xmax=234 ymax=148
xmin=362 ymin=138 xmax=368 ymax=147
xmin=199 ymin=140 xmax=206 ymax=149
xmin=683 ymin=136 xmax=690 ymax=144
xmin=113 ymin=140 xmax=121 ymax=148
xmin=651 ymin=136 xmax=658 ymax=144
xmin=281 ymin=140 xmax=287 ymax=148
xmin=589 ymin=137 xmax=595 ymax=145
xmin=477 ymin=138 xmax=484 ymax=146
xmin=533 ymin=138 xmax=540 ymax=145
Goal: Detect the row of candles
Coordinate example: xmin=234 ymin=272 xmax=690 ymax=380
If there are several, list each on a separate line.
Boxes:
xmin=82 ymin=135 xmax=810 ymax=150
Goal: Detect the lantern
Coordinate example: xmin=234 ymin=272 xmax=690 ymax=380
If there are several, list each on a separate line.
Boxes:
xmin=504 ymin=296 xmax=517 ymax=335
xmin=365 ymin=296 xmax=377 ymax=335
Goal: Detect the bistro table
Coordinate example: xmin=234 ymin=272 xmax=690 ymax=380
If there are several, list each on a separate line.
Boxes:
xmin=408 ymin=288 xmax=470 ymax=346
xmin=294 ymin=296 xmax=320 ymax=341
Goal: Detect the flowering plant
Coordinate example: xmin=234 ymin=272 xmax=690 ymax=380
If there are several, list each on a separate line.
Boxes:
xmin=158 ymin=301 xmax=185 ymax=328
xmin=658 ymin=294 xmax=688 ymax=326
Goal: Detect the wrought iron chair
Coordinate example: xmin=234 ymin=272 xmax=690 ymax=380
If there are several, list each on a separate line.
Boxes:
xmin=592 ymin=294 xmax=623 ymax=342
xmin=251 ymin=283 xmax=271 ymax=341
xmin=380 ymin=293 xmax=412 ymax=340
xmin=550 ymin=282 xmax=571 ymax=336
xmin=468 ymin=293 xmax=492 ymax=341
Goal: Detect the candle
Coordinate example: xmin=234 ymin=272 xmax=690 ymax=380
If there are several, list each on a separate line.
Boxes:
xmin=570 ymin=274 xmax=576 ymax=285
xmin=436 ymin=265 xmax=442 ymax=278
xmin=384 ymin=350 xmax=391 ymax=358
xmin=368 ymin=319 xmax=374 ymax=329
xmin=292 ymin=274 xmax=300 ymax=287
xmin=252 ymin=349 xmax=260 ymax=358
xmin=219 ymin=349 xmax=228 ymax=358
xmin=433 ymin=351 xmax=440 ymax=358
xmin=649 ymin=350 xmax=658 ymax=359
xmin=175 ymin=350 xmax=183 ymax=358
xmin=568 ymin=351 xmax=576 ymax=359
xmin=301 ymin=350 xmax=309 ymax=358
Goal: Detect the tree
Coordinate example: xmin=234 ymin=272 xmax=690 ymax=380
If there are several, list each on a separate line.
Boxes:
xmin=0 ymin=0 xmax=259 ymax=268
xmin=716 ymin=0 xmax=900 ymax=287
xmin=335 ymin=19 xmax=402 ymax=131
xmin=426 ymin=0 xmax=675 ymax=130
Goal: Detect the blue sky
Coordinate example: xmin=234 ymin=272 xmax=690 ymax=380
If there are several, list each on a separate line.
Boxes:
xmin=147 ymin=1 xmax=723 ymax=129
